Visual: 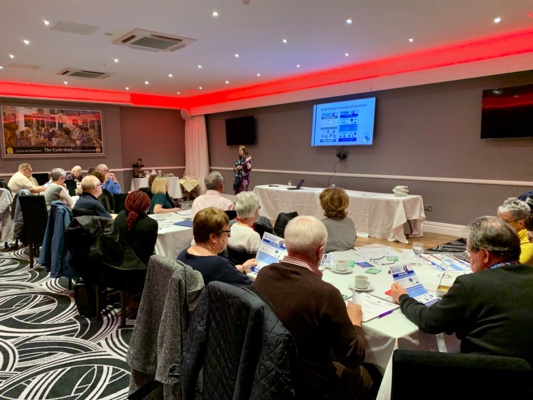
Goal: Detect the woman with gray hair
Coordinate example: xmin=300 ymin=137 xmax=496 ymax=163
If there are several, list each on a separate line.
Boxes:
xmin=43 ymin=167 xmax=75 ymax=211
xmin=227 ymin=192 xmax=261 ymax=264
xmin=497 ymin=197 xmax=533 ymax=264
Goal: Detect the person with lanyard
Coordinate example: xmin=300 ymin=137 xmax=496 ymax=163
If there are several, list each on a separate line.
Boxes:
xmin=232 ymin=145 xmax=252 ymax=195
xmin=391 ymin=216 xmax=533 ymax=367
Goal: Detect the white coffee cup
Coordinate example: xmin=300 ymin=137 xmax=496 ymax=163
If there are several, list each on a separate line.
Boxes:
xmin=354 ymin=275 xmax=369 ymax=290
xmin=334 ymin=259 xmax=348 ymax=272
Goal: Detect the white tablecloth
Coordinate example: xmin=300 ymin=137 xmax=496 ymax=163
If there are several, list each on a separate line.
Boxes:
xmin=254 ymin=185 xmax=426 ymax=243
xmin=149 ymin=212 xmax=193 ymax=259
xmin=131 ymin=177 xmax=182 ymax=199
xmin=323 ymin=246 xmax=462 ymax=399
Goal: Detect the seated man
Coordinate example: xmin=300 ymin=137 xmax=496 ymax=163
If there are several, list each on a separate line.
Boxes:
xmin=96 ymin=164 xmax=121 ymax=195
xmin=497 ymin=197 xmax=533 ymax=265
xmin=253 ymin=216 xmax=375 ymax=400
xmin=8 ymin=163 xmax=46 ymax=195
xmin=190 ymin=171 xmax=235 ymax=219
xmin=74 ymin=175 xmax=112 ymax=218
xmin=391 ymin=216 xmax=533 ymax=367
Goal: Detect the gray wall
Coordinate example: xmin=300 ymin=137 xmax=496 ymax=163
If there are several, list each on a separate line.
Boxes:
xmin=206 ymin=71 xmax=533 ymax=226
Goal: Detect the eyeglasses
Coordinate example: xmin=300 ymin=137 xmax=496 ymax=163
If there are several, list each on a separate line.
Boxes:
xmin=218 ymin=230 xmax=231 ymax=237
xmin=528 ymin=233 xmax=533 ymax=243
xmin=500 ymin=217 xmax=521 ymax=224
xmin=463 ymin=250 xmax=471 ymax=260
xmin=94 ymin=184 xmax=102 ymax=188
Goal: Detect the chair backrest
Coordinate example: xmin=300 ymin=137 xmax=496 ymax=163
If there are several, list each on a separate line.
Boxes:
xmin=64 ymin=180 xmax=77 ymax=196
xmin=0 ymin=178 xmax=7 ymax=190
xmin=99 ymin=188 xmax=113 ymax=212
xmin=112 ymin=193 xmax=128 ymax=214
xmin=273 ymin=211 xmax=298 ymax=238
xmin=224 ymin=209 xmax=237 ymax=220
xmin=392 ymin=350 xmax=532 ymax=400
xmin=72 ymin=207 xmax=96 ymax=218
xmin=138 ymin=187 xmax=153 ymax=199
xmin=18 ymin=195 xmax=48 ymax=243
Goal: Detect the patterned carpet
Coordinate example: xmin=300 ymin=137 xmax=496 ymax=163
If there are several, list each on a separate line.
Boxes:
xmin=426 ymin=237 xmax=467 ymax=258
xmin=0 ymin=248 xmax=131 ymax=399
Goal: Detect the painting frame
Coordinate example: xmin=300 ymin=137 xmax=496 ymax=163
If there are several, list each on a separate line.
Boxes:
xmin=1 ymin=105 xmax=105 ymax=158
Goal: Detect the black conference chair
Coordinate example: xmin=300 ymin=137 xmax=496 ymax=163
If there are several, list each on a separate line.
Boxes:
xmin=18 ymin=195 xmax=48 ymax=267
xmin=391 ymin=349 xmax=532 ymax=400
xmin=72 ymin=208 xmax=96 ymax=218
xmin=224 ymin=209 xmax=237 ymax=221
xmin=65 ymin=180 xmax=77 ymax=196
xmin=112 ymin=193 xmax=128 ymax=214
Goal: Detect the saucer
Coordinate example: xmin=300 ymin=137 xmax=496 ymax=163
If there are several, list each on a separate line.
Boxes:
xmin=349 ymin=283 xmax=374 ymax=292
xmin=330 ymin=268 xmax=353 ymax=275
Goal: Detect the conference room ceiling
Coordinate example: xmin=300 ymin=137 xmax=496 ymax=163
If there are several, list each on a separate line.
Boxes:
xmin=1 ymin=0 xmax=533 ymax=107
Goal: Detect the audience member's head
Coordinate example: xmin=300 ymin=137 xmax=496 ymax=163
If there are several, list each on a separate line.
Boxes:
xmin=148 ymin=174 xmax=158 ymax=188
xmin=18 ymin=163 xmax=33 ymax=178
xmin=320 ymin=187 xmax=349 ymax=220
xmin=89 ymin=171 xmax=106 ymax=183
xmin=125 ymin=191 xmax=151 ymax=231
xmin=151 ymin=176 xmax=168 ymax=195
xmin=193 ymin=207 xmax=230 ymax=244
xmin=284 ymin=216 xmax=327 ymax=266
xmin=96 ymin=164 xmax=110 ymax=177
xmin=205 ymin=171 xmax=224 ymax=191
xmin=71 ymin=165 xmax=82 ymax=178
xmin=235 ymin=191 xmax=259 ymax=219
xmin=497 ymin=197 xmax=531 ymax=233
xmin=87 ymin=166 xmax=96 ymax=175
xmin=81 ymin=175 xmax=102 ymax=197
xmin=466 ymin=216 xmax=520 ymax=272
xmin=51 ymin=168 xmax=67 ymax=183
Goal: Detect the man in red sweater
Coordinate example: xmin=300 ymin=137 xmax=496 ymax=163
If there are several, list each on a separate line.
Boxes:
xmin=253 ymin=215 xmax=376 ymax=400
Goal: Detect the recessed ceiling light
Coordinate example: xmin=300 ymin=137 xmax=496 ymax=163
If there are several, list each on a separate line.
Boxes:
xmin=0 ymin=66 xmax=3 ymax=69
xmin=177 ymin=91 xmax=181 ymax=95
xmin=23 ymin=40 xmax=30 ymax=45
xmin=125 ymin=87 xmax=129 ymax=90
xmin=43 ymin=20 xmax=50 ymax=26
xmin=296 ymin=64 xmax=301 ymax=68
xmin=344 ymin=53 xmax=349 ymax=57
xmin=225 ymin=80 xmax=230 ymax=84
xmin=346 ymin=19 xmax=352 ymax=24
xmin=257 ymin=73 xmax=261 ymax=77
xmin=494 ymin=17 xmax=501 ymax=23
xmin=114 ymin=58 xmax=119 ymax=63
xmin=145 ymin=81 xmax=149 ymax=85
xmin=409 ymin=38 xmax=414 ymax=43
xmin=282 ymin=39 xmax=288 ymax=44
xmin=168 ymin=73 xmax=173 ymax=78
xmin=199 ymin=86 xmax=203 ymax=90
xmin=235 ymin=53 xmax=239 ymax=58
xmin=212 ymin=11 xmax=219 ymax=17
xmin=63 ymin=81 xmax=68 ymax=85
xmin=9 ymin=54 xmax=14 ymax=59
xmin=198 ymin=65 xmax=202 ymax=69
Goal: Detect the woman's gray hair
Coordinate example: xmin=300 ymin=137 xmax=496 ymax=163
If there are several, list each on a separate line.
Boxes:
xmin=466 ymin=216 xmax=520 ymax=260
xmin=284 ymin=216 xmax=327 ymax=257
xmin=497 ymin=197 xmax=531 ymax=220
xmin=51 ymin=168 xmax=66 ymax=181
xmin=235 ymin=191 xmax=259 ymax=218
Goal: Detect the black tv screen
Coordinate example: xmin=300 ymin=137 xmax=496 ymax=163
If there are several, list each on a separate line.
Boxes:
xmin=481 ymin=84 xmax=533 ymax=139
xmin=225 ymin=116 xmax=256 ymax=146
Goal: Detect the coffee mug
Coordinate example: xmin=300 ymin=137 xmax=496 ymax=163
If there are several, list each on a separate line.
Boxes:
xmin=334 ymin=259 xmax=348 ymax=272
xmin=354 ymin=275 xmax=369 ymax=290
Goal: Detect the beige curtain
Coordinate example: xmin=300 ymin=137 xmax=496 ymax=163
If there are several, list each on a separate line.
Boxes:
xmin=184 ymin=115 xmax=210 ymax=193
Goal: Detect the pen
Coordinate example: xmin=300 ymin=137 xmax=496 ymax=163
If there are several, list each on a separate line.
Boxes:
xmin=378 ymin=310 xmax=393 ymax=318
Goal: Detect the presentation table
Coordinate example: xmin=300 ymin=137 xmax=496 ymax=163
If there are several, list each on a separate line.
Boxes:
xmin=253 ymin=185 xmax=425 ymax=243
xmin=322 ymin=246 xmax=464 ymax=400
xmin=130 ymin=177 xmax=182 ymax=199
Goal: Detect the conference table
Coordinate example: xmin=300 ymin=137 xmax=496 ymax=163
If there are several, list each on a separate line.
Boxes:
xmin=131 ymin=176 xmax=182 ymax=199
xmin=322 ymin=245 xmax=464 ymax=400
xmin=253 ymin=185 xmax=425 ymax=243
xmin=149 ymin=211 xmax=193 ymax=259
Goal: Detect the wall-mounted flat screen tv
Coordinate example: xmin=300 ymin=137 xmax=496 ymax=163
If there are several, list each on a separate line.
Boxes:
xmin=481 ymin=84 xmax=533 ymax=139
xmin=311 ymin=97 xmax=376 ymax=146
xmin=225 ymin=116 xmax=256 ymax=146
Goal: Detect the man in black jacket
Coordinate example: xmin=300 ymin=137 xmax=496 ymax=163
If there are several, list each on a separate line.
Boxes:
xmin=391 ymin=216 xmax=533 ymax=367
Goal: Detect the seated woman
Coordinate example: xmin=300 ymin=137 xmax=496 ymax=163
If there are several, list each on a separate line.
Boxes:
xmin=115 ymin=191 xmax=158 ymax=265
xmin=43 ymin=167 xmax=75 ymax=212
xmin=227 ymin=192 xmax=261 ymax=265
xmin=177 ymin=207 xmax=256 ymax=286
xmin=319 ymin=187 xmax=357 ymax=253
xmin=149 ymin=176 xmax=181 ymax=214
xmin=66 ymin=165 xmax=84 ymax=182
xmin=497 ymin=197 xmax=533 ymax=264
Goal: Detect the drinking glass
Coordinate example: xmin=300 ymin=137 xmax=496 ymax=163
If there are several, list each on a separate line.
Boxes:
xmin=412 ymin=242 xmax=424 ymax=257
xmin=438 ymin=252 xmax=453 ymax=278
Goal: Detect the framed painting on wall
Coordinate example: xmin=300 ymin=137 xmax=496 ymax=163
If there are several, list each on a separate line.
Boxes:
xmin=1 ymin=105 xmax=104 ymax=158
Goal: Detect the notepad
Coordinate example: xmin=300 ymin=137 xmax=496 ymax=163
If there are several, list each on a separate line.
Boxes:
xmin=174 ymin=220 xmax=193 ymax=227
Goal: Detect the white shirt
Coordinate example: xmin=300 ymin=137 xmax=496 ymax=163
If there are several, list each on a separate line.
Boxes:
xmin=191 ymin=190 xmax=235 ymax=219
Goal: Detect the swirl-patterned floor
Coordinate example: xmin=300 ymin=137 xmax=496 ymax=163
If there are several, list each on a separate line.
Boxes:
xmin=0 ymin=248 xmax=131 ymax=399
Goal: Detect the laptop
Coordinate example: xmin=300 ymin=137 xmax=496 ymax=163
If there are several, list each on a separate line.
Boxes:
xmin=287 ymin=179 xmax=305 ymax=190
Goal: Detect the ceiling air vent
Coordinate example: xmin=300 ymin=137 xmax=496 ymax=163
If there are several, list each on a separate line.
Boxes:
xmin=112 ymin=29 xmax=197 ymax=52
xmin=56 ymin=68 xmax=113 ymax=79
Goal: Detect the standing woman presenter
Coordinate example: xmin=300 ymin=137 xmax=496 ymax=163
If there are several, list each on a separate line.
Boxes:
xmin=232 ymin=145 xmax=252 ymax=194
